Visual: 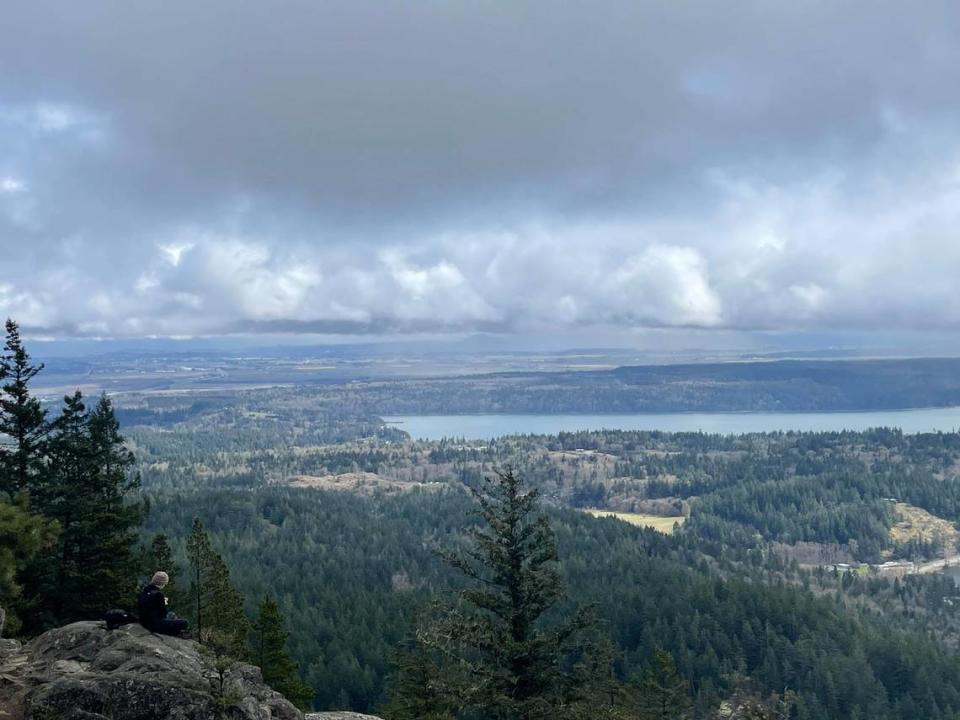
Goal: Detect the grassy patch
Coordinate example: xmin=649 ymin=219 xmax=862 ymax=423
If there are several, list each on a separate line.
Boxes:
xmin=584 ymin=509 xmax=686 ymax=534
xmin=890 ymin=502 xmax=959 ymax=551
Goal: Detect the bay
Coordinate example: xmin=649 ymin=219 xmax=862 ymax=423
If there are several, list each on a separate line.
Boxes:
xmin=383 ymin=407 xmax=960 ymax=441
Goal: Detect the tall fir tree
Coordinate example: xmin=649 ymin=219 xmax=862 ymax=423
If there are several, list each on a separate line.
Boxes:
xmin=145 ymin=533 xmax=178 ymax=599
xmin=186 ymin=517 xmax=249 ymax=656
xmin=387 ymin=466 xmax=602 ymax=720
xmin=0 ymin=319 xmax=48 ymax=499
xmin=186 ymin=517 xmax=214 ymax=639
xmin=251 ymin=596 xmax=314 ymax=710
xmin=81 ymin=394 xmax=144 ymax=614
xmin=32 ymin=390 xmax=90 ymax=629
xmin=635 ymin=649 xmax=692 ymax=720
xmin=379 ymin=643 xmax=453 ymax=720
xmin=566 ymin=635 xmax=635 ymax=719
xmin=205 ymin=551 xmax=249 ymax=656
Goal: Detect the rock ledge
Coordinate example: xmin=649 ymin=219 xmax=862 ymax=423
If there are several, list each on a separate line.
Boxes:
xmin=0 ymin=620 xmax=301 ymax=719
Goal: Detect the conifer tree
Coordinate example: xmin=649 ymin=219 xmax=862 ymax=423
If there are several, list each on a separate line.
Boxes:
xmin=566 ymin=635 xmax=635 ymax=719
xmin=0 ymin=319 xmax=48 ymax=498
xmin=636 ymin=649 xmax=692 ymax=720
xmin=0 ymin=495 xmax=57 ymax=635
xmin=205 ymin=551 xmax=249 ymax=656
xmin=145 ymin=533 xmax=178 ymax=598
xmin=186 ymin=517 xmax=214 ymax=638
xmin=251 ymin=596 xmax=314 ymax=710
xmin=82 ymin=394 xmax=144 ymax=613
xmin=380 ymin=644 xmax=452 ymax=720
xmin=388 ymin=466 xmax=600 ymax=720
xmin=187 ymin=517 xmax=249 ymax=656
xmin=31 ymin=390 xmax=90 ymax=628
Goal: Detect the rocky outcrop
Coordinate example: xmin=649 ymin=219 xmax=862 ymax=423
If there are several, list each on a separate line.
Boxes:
xmin=0 ymin=621 xmax=302 ymax=720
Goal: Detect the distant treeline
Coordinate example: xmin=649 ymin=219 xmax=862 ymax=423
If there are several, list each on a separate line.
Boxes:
xmin=226 ymin=357 xmax=960 ymax=415
xmin=109 ymin=357 xmax=960 ymax=423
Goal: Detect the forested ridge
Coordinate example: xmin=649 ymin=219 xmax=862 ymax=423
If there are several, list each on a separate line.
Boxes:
xmin=101 ymin=356 xmax=960 ymax=418
xmin=145 ymin=485 xmax=960 ymax=718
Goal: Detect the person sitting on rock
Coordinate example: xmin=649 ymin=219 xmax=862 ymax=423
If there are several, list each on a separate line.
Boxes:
xmin=138 ymin=571 xmax=189 ymax=637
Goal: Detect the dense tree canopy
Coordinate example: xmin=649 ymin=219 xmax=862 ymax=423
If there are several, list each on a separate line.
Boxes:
xmin=141 ymin=485 xmax=960 ymax=718
xmin=252 ymin=596 xmax=314 ymax=710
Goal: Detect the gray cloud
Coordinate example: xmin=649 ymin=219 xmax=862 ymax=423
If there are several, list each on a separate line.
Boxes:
xmin=1 ymin=1 xmax=959 ymax=338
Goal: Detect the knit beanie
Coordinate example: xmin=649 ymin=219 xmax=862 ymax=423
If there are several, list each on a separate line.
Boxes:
xmin=151 ymin=571 xmax=170 ymax=587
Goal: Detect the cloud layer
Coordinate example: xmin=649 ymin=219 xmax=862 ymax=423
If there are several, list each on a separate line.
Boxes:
xmin=1 ymin=1 xmax=959 ymax=338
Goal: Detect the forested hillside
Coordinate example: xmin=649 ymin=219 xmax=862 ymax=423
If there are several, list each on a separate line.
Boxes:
xmin=123 ymin=387 xmax=960 ymax=566
xmin=144 ymin=485 xmax=960 ymax=718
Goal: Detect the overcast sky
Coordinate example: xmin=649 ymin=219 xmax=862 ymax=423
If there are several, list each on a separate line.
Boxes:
xmin=2 ymin=2 xmax=959 ymax=346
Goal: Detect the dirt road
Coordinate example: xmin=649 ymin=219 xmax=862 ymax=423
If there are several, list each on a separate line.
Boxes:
xmin=915 ymin=555 xmax=960 ymax=574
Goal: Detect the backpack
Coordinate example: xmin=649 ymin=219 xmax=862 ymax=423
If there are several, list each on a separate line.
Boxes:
xmin=103 ymin=608 xmax=138 ymax=630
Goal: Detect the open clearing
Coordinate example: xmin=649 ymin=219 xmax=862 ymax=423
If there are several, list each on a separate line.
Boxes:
xmin=584 ymin=509 xmax=686 ymax=534
xmin=890 ymin=502 xmax=959 ymax=551
xmin=287 ymin=472 xmax=430 ymax=495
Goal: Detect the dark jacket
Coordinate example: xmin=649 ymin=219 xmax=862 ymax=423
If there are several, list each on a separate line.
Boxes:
xmin=137 ymin=583 xmax=167 ymax=629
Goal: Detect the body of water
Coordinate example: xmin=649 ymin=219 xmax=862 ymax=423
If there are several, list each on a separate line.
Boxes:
xmin=383 ymin=407 xmax=960 ymax=440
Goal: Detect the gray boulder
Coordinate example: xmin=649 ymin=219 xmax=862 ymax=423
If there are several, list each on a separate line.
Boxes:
xmin=0 ymin=621 xmax=302 ymax=720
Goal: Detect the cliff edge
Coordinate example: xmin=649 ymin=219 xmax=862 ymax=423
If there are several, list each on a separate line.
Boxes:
xmin=0 ymin=620 xmax=302 ymax=719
